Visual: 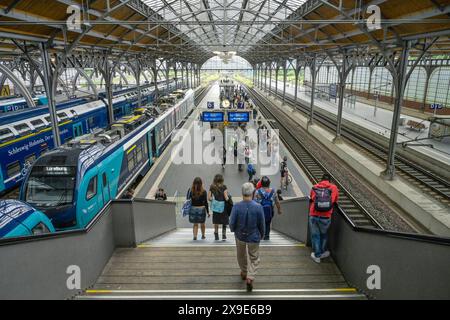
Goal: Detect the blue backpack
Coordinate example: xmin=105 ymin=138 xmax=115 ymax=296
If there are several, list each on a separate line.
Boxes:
xmin=247 ymin=163 xmax=256 ymax=176
xmin=257 ymin=189 xmax=275 ymax=222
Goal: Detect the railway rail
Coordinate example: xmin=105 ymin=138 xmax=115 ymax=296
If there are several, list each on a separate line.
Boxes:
xmin=246 ymin=86 xmax=383 ymax=229
xmin=265 ymin=87 xmax=450 ymax=207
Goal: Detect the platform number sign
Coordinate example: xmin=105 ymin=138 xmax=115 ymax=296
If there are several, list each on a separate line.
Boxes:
xmin=430 ymin=103 xmax=443 ymax=110
xmin=207 ymin=101 xmax=215 ymax=109
xmin=0 ymin=85 xmax=10 ymax=96
xmin=237 ymin=101 xmax=245 ymax=109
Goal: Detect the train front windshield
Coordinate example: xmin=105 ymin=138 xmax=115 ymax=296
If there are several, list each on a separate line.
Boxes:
xmin=25 ymin=166 xmax=76 ymax=208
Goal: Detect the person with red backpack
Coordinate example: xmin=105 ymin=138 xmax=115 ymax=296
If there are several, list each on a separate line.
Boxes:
xmin=309 ymin=173 xmax=339 ymax=263
xmin=255 ymin=176 xmax=282 ymax=240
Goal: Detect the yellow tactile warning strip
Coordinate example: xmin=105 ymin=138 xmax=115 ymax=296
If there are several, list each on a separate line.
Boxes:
xmin=85 ymin=288 xmax=358 ymax=294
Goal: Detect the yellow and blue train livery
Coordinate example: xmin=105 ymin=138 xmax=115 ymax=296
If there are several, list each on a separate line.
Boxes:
xmin=0 ymin=200 xmax=55 ymax=239
xmin=20 ymin=89 xmax=194 ymax=230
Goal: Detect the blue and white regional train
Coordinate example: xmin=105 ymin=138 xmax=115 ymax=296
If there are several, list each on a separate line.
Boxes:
xmin=0 ymin=95 xmax=49 ymax=113
xmin=0 ymin=80 xmax=179 ymax=195
xmin=19 ymin=89 xmax=194 ymax=230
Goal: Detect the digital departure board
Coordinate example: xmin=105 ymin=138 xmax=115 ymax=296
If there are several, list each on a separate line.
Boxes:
xmin=202 ymin=112 xmax=224 ymax=122
xmin=228 ymin=112 xmax=250 ymax=123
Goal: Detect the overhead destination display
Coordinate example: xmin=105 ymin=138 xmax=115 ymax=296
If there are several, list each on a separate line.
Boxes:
xmin=228 ymin=111 xmax=250 ymax=123
xmin=202 ymin=111 xmax=224 ymax=122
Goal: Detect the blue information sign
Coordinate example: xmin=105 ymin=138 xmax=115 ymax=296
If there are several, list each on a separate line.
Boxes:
xmin=207 ymin=101 xmax=215 ymax=109
xmin=329 ymin=84 xmax=337 ymax=99
xmin=430 ymin=103 xmax=443 ymax=110
xmin=237 ymin=101 xmax=245 ymax=109
xmin=202 ymin=112 xmax=224 ymax=122
xmin=228 ymin=112 xmax=250 ymax=123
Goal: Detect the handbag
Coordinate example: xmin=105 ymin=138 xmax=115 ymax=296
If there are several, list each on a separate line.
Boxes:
xmin=211 ymin=197 xmax=225 ymax=213
xmin=225 ymin=195 xmax=234 ymax=216
xmin=181 ymin=189 xmax=192 ymax=217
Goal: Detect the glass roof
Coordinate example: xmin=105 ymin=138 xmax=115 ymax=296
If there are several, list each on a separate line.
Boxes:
xmin=140 ymin=0 xmax=308 ymax=53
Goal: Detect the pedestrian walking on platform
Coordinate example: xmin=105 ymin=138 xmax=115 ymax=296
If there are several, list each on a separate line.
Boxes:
xmin=309 ymin=173 xmax=339 ymax=263
xmin=208 ymin=174 xmax=230 ymax=241
xmin=230 ymin=182 xmax=265 ymax=292
xmin=188 ymin=177 xmax=210 ymax=240
xmin=255 ymin=176 xmax=281 ymax=240
xmin=247 ymin=162 xmax=256 ymax=182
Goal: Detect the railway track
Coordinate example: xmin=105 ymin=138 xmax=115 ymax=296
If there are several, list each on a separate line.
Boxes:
xmin=246 ymin=86 xmax=383 ymax=229
xmin=266 ymin=87 xmax=450 ymax=207
xmin=194 ymin=85 xmax=211 ymax=106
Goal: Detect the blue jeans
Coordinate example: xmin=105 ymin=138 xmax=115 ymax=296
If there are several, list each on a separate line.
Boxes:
xmin=309 ymin=216 xmax=331 ymax=257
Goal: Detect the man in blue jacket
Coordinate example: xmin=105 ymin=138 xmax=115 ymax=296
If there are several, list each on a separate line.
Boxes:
xmin=230 ymin=182 xmax=265 ymax=292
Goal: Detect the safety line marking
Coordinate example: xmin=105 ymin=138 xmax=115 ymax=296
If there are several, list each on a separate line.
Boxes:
xmin=86 ymin=288 xmax=357 ymax=294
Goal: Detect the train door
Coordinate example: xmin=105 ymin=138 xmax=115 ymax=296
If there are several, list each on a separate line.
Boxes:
xmin=147 ymin=133 xmax=154 ymax=165
xmin=73 ymin=122 xmax=83 ymax=137
xmin=150 ymin=130 xmax=157 ymax=159
xmin=100 ymin=170 xmax=111 ymax=205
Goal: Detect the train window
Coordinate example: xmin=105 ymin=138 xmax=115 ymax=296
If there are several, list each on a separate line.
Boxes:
xmin=144 ymin=140 xmax=148 ymax=155
xmin=25 ymin=154 xmax=36 ymax=166
xmin=86 ymin=176 xmax=97 ymax=201
xmin=57 ymin=112 xmax=68 ymax=122
xmin=14 ymin=123 xmax=32 ymax=136
xmin=136 ymin=145 xmax=143 ymax=163
xmin=31 ymin=119 xmax=46 ymax=130
xmin=102 ymin=173 xmax=107 ymax=187
xmin=127 ymin=152 xmax=135 ymax=172
xmin=70 ymin=109 xmax=78 ymax=117
xmin=88 ymin=117 xmax=96 ymax=127
xmin=45 ymin=116 xmax=51 ymax=124
xmin=0 ymin=128 xmax=14 ymax=143
xmin=7 ymin=161 xmax=20 ymax=178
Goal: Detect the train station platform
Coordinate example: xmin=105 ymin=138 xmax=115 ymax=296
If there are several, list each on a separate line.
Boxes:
xmin=75 ymin=83 xmax=366 ymax=300
xmin=136 ymin=82 xmax=312 ymax=202
xmin=263 ymin=79 xmax=450 ymax=165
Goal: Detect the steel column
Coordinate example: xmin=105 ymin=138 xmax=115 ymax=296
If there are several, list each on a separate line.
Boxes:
xmin=309 ymin=55 xmax=317 ymax=125
xmin=275 ymin=66 xmax=278 ymax=96
xmin=282 ymin=62 xmax=287 ymax=104
xmin=136 ymin=63 xmax=142 ymax=106
xmin=153 ymin=64 xmax=159 ymax=102
xmin=383 ymin=42 xmax=411 ymax=180
xmin=103 ymin=58 xmax=115 ymax=125
xmin=264 ymin=67 xmax=267 ymax=92
xmin=294 ymin=66 xmax=299 ymax=103
xmin=166 ymin=62 xmax=170 ymax=93
xmin=422 ymin=68 xmax=431 ymax=112
xmin=269 ymin=67 xmax=272 ymax=95
xmin=335 ymin=56 xmax=349 ymax=140
xmin=39 ymin=43 xmax=61 ymax=147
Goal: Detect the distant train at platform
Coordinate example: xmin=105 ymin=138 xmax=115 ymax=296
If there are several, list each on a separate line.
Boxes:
xmin=0 ymin=95 xmax=48 ymax=113
xmin=0 ymin=80 xmax=180 ymax=195
xmin=19 ymin=89 xmax=194 ymax=230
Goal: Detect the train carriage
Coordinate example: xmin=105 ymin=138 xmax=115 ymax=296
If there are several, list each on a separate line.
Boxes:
xmin=20 ymin=89 xmax=195 ymax=230
xmin=0 ymin=82 xmax=180 ymax=195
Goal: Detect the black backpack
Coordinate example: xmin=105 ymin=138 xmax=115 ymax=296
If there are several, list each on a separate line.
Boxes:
xmin=313 ymin=187 xmax=333 ymax=212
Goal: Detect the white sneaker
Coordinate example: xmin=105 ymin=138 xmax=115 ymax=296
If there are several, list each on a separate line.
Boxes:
xmin=310 ymin=252 xmax=321 ymax=263
xmin=320 ymin=251 xmax=330 ymax=259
